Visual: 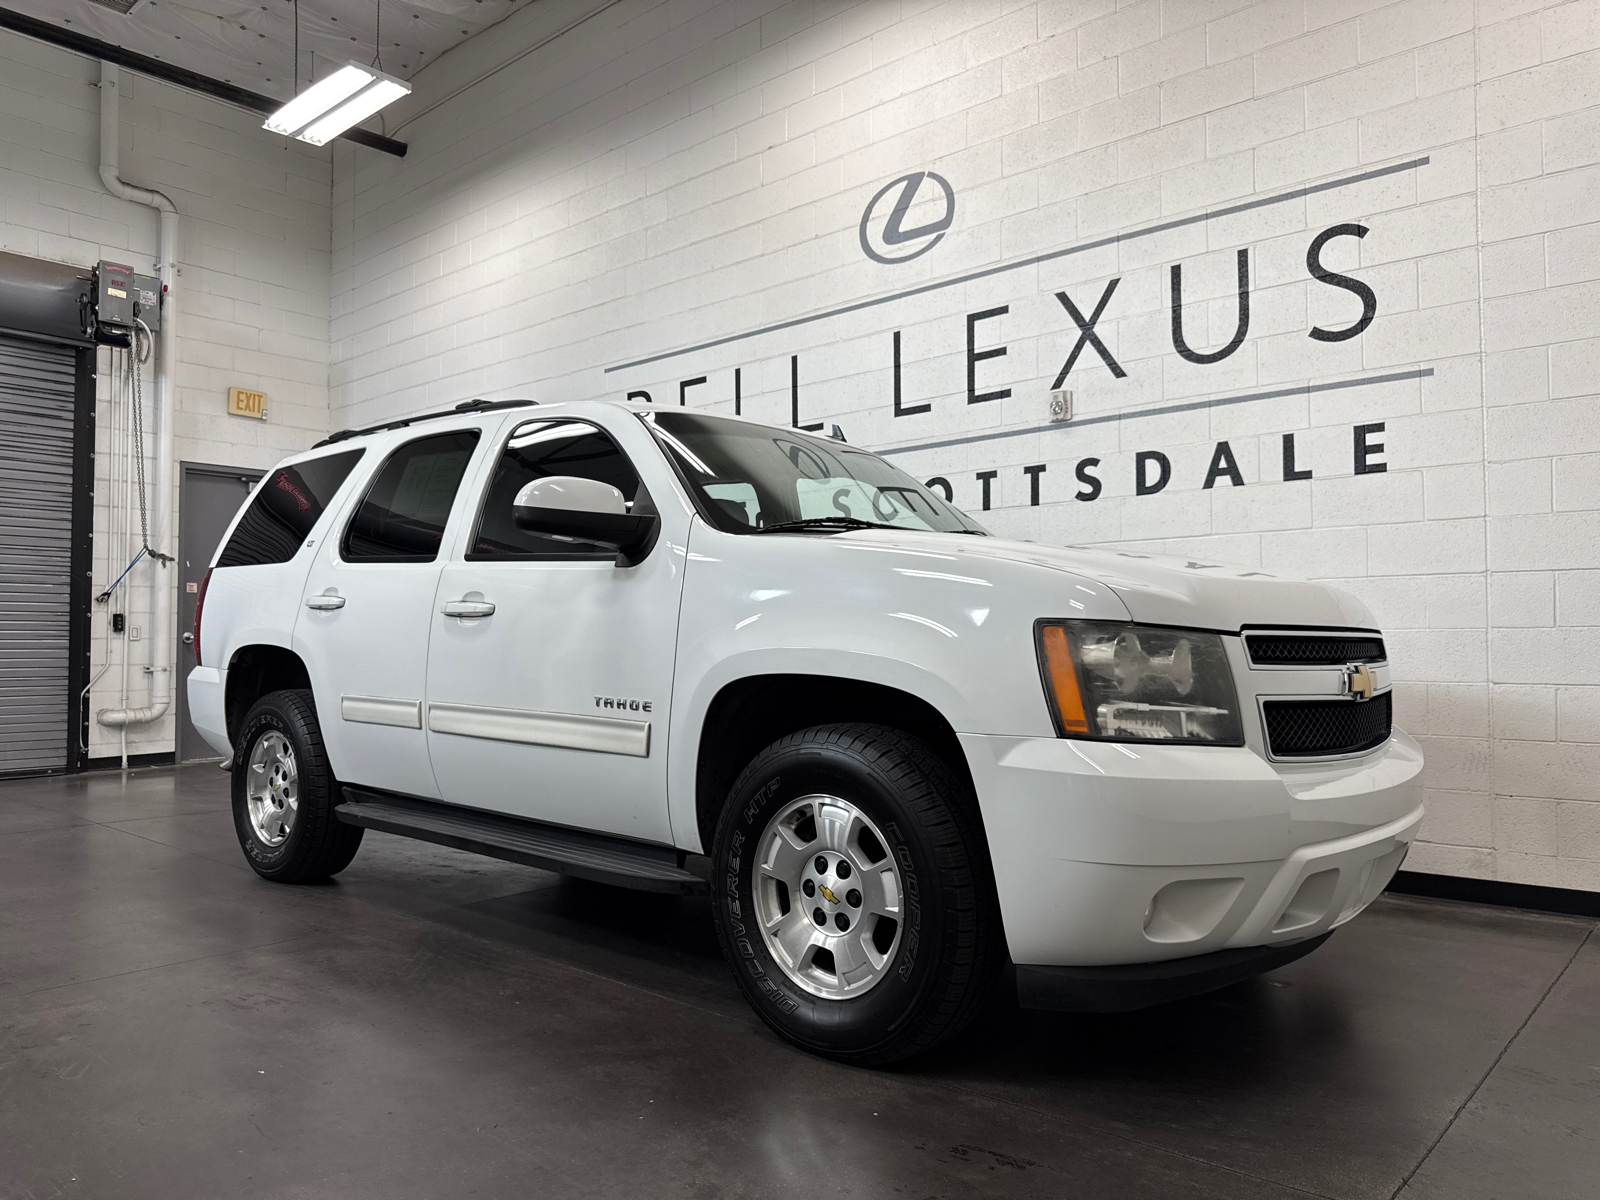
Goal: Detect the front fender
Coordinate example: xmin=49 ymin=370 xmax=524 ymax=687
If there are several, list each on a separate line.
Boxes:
xmin=665 ymin=520 xmax=1131 ymax=850
xmin=665 ymin=646 xmax=978 ymax=854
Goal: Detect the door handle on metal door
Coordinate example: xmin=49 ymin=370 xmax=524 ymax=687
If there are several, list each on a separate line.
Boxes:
xmin=441 ymin=599 xmax=495 ymax=618
xmin=305 ymin=593 xmax=346 ymax=610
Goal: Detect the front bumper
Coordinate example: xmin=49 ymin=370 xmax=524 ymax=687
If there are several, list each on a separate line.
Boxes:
xmin=961 ymin=730 xmax=1424 ymax=968
xmin=1016 ymin=932 xmax=1332 ymax=1012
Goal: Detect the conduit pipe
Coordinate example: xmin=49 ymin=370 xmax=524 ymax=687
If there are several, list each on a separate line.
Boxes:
xmin=95 ymin=61 xmax=178 ymax=733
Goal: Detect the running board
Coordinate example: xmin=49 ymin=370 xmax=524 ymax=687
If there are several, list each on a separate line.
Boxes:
xmin=335 ymin=788 xmax=707 ymax=895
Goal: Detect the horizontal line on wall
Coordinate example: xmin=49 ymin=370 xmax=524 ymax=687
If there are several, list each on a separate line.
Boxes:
xmin=875 ymin=367 xmax=1436 ymax=457
xmin=604 ymin=156 xmax=1430 ymax=374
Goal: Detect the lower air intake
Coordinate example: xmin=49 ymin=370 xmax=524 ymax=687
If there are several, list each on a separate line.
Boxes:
xmin=1264 ymin=692 xmax=1392 ymax=758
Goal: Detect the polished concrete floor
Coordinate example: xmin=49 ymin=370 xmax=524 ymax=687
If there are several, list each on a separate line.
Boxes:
xmin=0 ymin=765 xmax=1595 ymax=1199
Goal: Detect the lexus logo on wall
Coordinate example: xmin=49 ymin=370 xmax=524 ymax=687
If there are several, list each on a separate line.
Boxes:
xmin=858 ymin=171 xmax=955 ymax=264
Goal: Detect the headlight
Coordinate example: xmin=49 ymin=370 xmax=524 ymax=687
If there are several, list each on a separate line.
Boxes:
xmin=1035 ymin=621 xmax=1243 ymax=745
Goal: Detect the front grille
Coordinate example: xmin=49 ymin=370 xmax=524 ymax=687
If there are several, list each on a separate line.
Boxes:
xmin=1247 ymin=634 xmax=1386 ymax=666
xmin=1263 ymin=692 xmax=1392 ymax=757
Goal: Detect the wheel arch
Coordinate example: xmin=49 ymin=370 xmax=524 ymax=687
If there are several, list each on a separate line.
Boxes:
xmin=225 ymin=643 xmax=313 ymax=748
xmin=692 ymin=672 xmax=982 ymax=856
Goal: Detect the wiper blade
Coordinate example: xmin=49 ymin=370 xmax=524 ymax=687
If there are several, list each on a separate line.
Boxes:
xmin=754 ymin=516 xmax=897 ymax=534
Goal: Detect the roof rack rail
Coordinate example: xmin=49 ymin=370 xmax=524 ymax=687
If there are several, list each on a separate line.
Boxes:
xmin=313 ymin=398 xmax=537 ymax=448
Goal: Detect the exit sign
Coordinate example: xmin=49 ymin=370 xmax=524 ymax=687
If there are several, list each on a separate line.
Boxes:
xmin=228 ymin=387 xmax=267 ymax=420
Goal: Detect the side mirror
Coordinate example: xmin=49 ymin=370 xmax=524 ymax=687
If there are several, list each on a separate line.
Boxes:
xmin=512 ymin=477 xmax=659 ymax=565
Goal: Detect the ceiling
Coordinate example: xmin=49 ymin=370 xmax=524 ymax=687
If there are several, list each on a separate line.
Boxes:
xmin=4 ymin=0 xmax=538 ymax=99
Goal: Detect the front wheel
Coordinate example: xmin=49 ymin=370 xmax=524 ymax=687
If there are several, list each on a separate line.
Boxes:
xmin=232 ymin=689 xmax=363 ymax=883
xmin=711 ymin=723 xmax=1003 ymax=1065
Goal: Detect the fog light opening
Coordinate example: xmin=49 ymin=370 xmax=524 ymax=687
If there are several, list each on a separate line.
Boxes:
xmin=1142 ymin=877 xmax=1245 ymax=944
xmin=1273 ymin=868 xmax=1340 ymax=934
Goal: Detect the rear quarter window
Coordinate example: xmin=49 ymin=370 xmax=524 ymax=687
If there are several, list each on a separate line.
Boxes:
xmin=215 ymin=449 xmax=365 ymax=568
xmin=342 ymin=430 xmax=480 ymax=563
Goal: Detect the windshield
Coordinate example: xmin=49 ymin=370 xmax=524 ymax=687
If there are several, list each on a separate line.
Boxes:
xmin=642 ymin=411 xmax=986 ymax=536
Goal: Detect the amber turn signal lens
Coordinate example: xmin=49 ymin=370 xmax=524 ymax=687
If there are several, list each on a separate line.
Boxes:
xmin=1040 ymin=625 xmax=1090 ymax=734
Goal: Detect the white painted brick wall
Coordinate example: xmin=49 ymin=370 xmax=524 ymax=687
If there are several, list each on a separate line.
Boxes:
xmin=0 ymin=35 xmax=332 ymax=760
xmin=318 ymin=0 xmax=1600 ymax=890
xmin=319 ymin=0 xmax=1600 ymax=892
xmin=11 ymin=0 xmax=1597 ymax=892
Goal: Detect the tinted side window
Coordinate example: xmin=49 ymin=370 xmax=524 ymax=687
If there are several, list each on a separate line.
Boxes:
xmin=342 ymin=430 xmax=480 ymax=563
xmin=469 ymin=420 xmax=642 ymax=560
xmin=216 ymin=449 xmax=364 ymax=568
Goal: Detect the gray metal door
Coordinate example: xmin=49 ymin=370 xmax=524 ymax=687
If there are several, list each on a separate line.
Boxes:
xmin=0 ymin=335 xmax=77 ymax=774
xmin=176 ymin=462 xmax=261 ymax=762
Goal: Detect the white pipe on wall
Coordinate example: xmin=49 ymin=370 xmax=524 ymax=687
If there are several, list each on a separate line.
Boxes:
xmin=95 ymin=61 xmax=178 ymax=734
xmin=116 ymin=346 xmax=132 ymax=766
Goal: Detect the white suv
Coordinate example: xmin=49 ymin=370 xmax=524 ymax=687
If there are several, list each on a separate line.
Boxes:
xmin=187 ymin=399 xmax=1423 ymax=1064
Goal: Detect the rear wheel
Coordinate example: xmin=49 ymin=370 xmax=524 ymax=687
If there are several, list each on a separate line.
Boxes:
xmin=232 ymin=689 xmax=362 ymax=883
xmin=711 ymin=723 xmax=1003 ymax=1065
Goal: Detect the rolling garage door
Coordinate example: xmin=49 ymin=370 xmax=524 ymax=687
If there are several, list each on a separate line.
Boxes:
xmin=0 ymin=334 xmax=77 ymax=773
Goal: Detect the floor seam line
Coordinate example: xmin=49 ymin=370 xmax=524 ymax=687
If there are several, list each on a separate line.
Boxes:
xmin=1386 ymin=923 xmax=1596 ymax=1200
xmin=0 ymin=821 xmax=93 ymax=836
xmin=5 ymin=794 xmax=74 ymax=816
xmin=422 ymin=912 xmax=761 ymax=1029
xmin=6 ymin=889 xmax=756 ymax=1034
xmin=8 ymin=931 xmax=337 ymax=1001
xmin=79 ymin=815 xmax=577 ymax=916
xmin=90 ymin=819 xmax=256 ymax=870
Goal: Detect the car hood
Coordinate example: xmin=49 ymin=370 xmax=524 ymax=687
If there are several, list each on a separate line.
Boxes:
xmin=833 ymin=529 xmax=1376 ymax=632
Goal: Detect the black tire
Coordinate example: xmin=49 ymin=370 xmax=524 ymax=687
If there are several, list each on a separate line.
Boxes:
xmin=711 ymin=723 xmax=1004 ymax=1065
xmin=232 ymin=688 xmax=363 ymax=883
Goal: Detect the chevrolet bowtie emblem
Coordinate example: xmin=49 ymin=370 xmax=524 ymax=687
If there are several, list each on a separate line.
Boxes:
xmin=1346 ymin=663 xmax=1376 ymax=702
xmin=819 ymin=885 xmax=840 ymax=906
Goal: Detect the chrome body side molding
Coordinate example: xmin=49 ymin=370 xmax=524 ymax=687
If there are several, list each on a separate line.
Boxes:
xmin=340 ymin=695 xmax=423 ymax=729
xmin=427 ymin=701 xmax=650 ymax=757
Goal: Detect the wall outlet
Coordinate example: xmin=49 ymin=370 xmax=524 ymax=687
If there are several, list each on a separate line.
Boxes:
xmin=1049 ymin=389 xmax=1072 ymax=422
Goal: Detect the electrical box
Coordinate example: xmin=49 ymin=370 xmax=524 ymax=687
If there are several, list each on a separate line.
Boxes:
xmin=93 ymin=261 xmax=161 ymax=334
xmin=95 ymin=261 xmax=135 ymax=329
xmin=132 ymin=272 xmax=162 ymax=332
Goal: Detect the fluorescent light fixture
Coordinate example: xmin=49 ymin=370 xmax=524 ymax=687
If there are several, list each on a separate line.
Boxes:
xmin=300 ymin=78 xmax=410 ymax=146
xmin=263 ymin=65 xmax=373 ymax=136
xmin=262 ymin=62 xmax=411 ymax=144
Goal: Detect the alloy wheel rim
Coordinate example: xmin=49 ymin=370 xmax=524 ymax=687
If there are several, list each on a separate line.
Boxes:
xmin=245 ymin=730 xmax=299 ymax=847
xmin=751 ymin=794 xmax=905 ymax=1000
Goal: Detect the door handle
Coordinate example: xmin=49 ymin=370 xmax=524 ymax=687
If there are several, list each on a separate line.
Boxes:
xmin=441 ymin=599 xmax=495 ymax=619
xmin=182 ymin=632 xmax=194 ymax=645
xmin=305 ymin=593 xmax=346 ymax=611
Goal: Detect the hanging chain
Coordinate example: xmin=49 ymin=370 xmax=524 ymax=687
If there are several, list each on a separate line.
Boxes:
xmin=129 ymin=330 xmax=150 ymax=553
xmin=128 ymin=325 xmax=172 ymax=565
xmin=374 ymin=0 xmax=382 ymax=71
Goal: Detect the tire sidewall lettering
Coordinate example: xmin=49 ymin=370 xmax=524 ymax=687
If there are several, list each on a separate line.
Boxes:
xmin=886 ymin=823 xmax=923 ymax=981
xmin=725 ymin=829 xmax=759 ymax=963
xmin=742 ymin=776 xmax=780 ymax=824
